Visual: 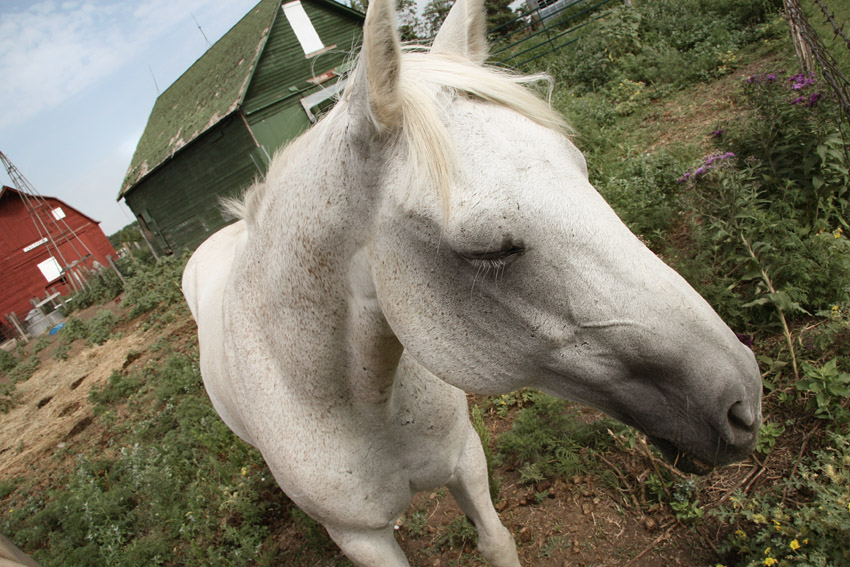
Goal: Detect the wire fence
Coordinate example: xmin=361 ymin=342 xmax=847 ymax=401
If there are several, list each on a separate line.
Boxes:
xmin=487 ymin=0 xmax=623 ymax=68
xmin=785 ymin=0 xmax=850 ymax=124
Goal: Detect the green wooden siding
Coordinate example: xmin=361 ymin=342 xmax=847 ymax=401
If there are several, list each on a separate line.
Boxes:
xmin=124 ymin=117 xmax=259 ymax=255
xmin=242 ymin=1 xmax=362 ymax=118
xmin=249 ymin=104 xmax=311 ymax=155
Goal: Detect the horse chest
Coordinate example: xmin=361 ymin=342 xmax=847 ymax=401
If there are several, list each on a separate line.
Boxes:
xmin=249 ymin=367 xmax=468 ymax=527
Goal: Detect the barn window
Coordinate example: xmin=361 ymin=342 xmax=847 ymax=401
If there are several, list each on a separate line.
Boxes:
xmin=37 ymin=257 xmax=62 ymax=282
xmin=52 ymin=207 xmax=65 ymax=220
xmin=282 ymin=1 xmax=325 ymax=58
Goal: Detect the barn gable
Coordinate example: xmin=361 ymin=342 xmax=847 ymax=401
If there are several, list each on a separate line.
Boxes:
xmin=118 ymin=0 xmax=364 ymax=255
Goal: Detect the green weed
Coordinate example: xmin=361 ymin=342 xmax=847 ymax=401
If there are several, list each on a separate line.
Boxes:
xmin=121 ymin=254 xmax=189 ymax=320
xmin=31 ymin=337 xmax=49 ymax=354
xmin=714 ymin=433 xmax=850 ymax=567
xmin=86 ymin=310 xmax=118 ymax=346
xmin=796 ymin=359 xmax=850 ymax=424
xmin=437 ymin=515 xmax=477 ymax=549
xmin=497 ymin=392 xmax=612 ymax=483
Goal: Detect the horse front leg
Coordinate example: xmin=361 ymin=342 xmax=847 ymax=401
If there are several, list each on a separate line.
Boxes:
xmin=325 ymin=525 xmax=410 ymax=567
xmin=447 ymin=424 xmax=521 ymax=567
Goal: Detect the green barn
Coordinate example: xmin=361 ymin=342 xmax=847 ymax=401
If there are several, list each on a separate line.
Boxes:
xmin=118 ymin=0 xmax=364 ymax=255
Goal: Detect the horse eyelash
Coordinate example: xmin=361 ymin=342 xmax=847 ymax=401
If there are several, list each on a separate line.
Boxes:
xmin=470 ymin=257 xmax=511 ymax=292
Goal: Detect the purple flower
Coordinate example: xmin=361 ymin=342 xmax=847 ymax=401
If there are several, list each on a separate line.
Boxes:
xmin=747 ymin=72 xmax=780 ymax=85
xmin=806 ymin=92 xmax=822 ymax=107
xmin=679 ymin=152 xmax=736 ymax=183
xmin=710 ymin=129 xmax=726 ymax=138
xmin=789 ymin=72 xmax=816 ymax=91
xmin=735 ymin=333 xmax=754 ymax=347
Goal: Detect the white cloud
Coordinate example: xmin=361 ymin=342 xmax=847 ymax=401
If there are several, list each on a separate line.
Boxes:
xmin=0 ymin=0 xmax=224 ymax=130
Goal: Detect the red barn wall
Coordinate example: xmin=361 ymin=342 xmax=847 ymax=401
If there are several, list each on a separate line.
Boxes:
xmin=0 ymin=187 xmax=117 ymax=326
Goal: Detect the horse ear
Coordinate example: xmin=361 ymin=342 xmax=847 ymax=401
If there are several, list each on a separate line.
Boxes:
xmin=431 ymin=0 xmax=488 ymax=64
xmin=349 ymin=0 xmax=403 ymax=133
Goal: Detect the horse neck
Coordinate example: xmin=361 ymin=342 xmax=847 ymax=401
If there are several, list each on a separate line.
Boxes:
xmin=234 ymin=110 xmax=403 ymax=407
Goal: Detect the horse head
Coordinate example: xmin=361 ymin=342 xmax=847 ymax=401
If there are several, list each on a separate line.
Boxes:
xmin=350 ymin=0 xmax=761 ymax=474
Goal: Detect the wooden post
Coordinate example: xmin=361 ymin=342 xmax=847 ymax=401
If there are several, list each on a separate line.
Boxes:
xmin=6 ymin=313 xmax=28 ymax=344
xmin=106 ymin=254 xmax=126 ymax=284
xmin=784 ymin=0 xmax=814 ymax=73
xmin=139 ymin=230 xmax=160 ymax=261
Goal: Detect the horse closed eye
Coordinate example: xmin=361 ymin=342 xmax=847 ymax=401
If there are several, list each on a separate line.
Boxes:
xmin=459 ymin=246 xmax=525 ymax=270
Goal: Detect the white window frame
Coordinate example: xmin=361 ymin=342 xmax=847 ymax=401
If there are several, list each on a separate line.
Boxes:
xmin=282 ymin=1 xmax=326 ymax=58
xmin=37 ymin=257 xmax=62 ymax=282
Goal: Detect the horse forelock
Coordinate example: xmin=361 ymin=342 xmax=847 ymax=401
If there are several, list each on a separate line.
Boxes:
xmin=232 ymin=47 xmax=569 ymax=226
xmin=392 ymin=50 xmax=570 ymax=215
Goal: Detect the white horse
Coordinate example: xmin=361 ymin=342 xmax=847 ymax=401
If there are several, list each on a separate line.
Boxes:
xmin=182 ymin=0 xmax=762 ymax=564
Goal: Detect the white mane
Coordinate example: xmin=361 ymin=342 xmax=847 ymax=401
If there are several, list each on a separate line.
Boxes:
xmin=227 ymin=47 xmax=569 ymax=224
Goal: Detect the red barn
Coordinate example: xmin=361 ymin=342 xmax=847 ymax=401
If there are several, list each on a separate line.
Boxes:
xmin=0 ymin=185 xmax=117 ymax=335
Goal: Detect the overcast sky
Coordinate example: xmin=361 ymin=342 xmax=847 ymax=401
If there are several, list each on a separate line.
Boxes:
xmin=0 ymin=0 xmax=265 ymax=236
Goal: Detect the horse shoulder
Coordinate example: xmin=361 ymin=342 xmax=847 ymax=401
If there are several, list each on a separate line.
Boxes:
xmin=183 ymin=221 xmax=254 ymax=445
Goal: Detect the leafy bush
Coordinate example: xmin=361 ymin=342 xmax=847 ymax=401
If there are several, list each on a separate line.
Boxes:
xmin=88 ymin=370 xmax=145 ymax=413
xmin=714 ymin=432 xmax=850 ymax=567
xmin=70 ymin=269 xmax=124 ymax=311
xmin=85 ymin=310 xmax=118 ymax=346
xmin=596 ymin=149 xmax=688 ymax=249
xmin=7 ymin=356 xmax=39 ymax=384
xmin=678 ymin=73 xmax=850 ymax=326
xmin=497 ymin=392 xmax=611 ymax=482
xmin=60 ymin=316 xmax=89 ymax=343
xmin=121 ymin=255 xmax=189 ymax=319
xmin=0 ymin=349 xmax=17 ymax=374
xmin=549 ymin=0 xmax=782 ymax=97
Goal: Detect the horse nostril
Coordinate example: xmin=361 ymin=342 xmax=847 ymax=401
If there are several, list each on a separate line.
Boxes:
xmin=728 ymin=400 xmax=756 ymax=432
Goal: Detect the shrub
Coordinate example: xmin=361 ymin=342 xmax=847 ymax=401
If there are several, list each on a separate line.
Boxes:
xmin=85 ymin=310 xmax=117 ymax=346
xmin=497 ymin=392 xmax=611 ymax=482
xmin=714 ymin=432 xmax=850 ymax=567
xmin=678 ymin=74 xmax=850 ymax=325
xmin=60 ymin=316 xmax=89 ymax=343
xmin=0 ymin=349 xmax=17 ymax=374
xmin=71 ymin=269 xmax=124 ymax=311
xmin=121 ymin=255 xmax=189 ymax=319
xmin=596 ymin=149 xmax=688 ymax=250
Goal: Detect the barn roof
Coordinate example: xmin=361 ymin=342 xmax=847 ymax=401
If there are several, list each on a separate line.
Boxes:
xmin=118 ymin=0 xmax=362 ymax=199
xmin=0 ymin=185 xmax=101 ymax=226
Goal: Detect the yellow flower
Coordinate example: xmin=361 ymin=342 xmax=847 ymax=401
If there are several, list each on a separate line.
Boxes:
xmin=241 ymin=467 xmax=247 ymax=476
xmin=735 ymin=529 xmax=747 ymax=538
xmin=773 ymin=519 xmax=782 ymax=531
xmin=790 ymin=539 xmax=801 ymax=551
xmin=764 ymin=547 xmax=772 ymax=556
xmin=764 ymin=558 xmax=777 ymax=566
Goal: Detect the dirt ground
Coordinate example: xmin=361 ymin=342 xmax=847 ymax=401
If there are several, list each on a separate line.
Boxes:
xmin=0 ymin=299 xmax=751 ymax=567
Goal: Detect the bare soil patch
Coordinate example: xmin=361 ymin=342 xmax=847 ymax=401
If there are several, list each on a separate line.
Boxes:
xmin=0 ymin=328 xmax=148 ymax=480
